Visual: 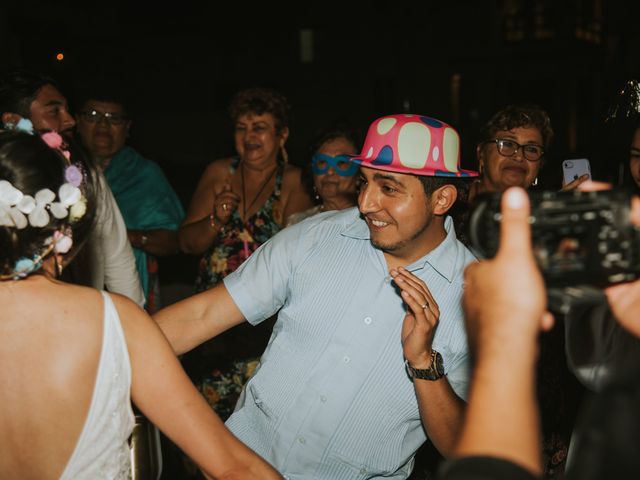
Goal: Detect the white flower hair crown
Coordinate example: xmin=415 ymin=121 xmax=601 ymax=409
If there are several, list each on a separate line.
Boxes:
xmin=0 ymin=179 xmax=85 ymax=229
xmin=0 ymin=129 xmax=88 ymax=280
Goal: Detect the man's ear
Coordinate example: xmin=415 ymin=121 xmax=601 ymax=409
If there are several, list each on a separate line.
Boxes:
xmin=432 ymin=184 xmax=458 ymax=215
xmin=2 ymin=112 xmax=23 ymax=128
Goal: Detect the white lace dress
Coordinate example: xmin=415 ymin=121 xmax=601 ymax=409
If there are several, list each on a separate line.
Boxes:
xmin=59 ymin=292 xmax=135 ymax=479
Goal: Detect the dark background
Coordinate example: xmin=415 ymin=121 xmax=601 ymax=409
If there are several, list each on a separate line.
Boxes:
xmin=4 ymin=3 xmax=638 ymax=476
xmin=3 ymin=0 xmax=640 ymax=287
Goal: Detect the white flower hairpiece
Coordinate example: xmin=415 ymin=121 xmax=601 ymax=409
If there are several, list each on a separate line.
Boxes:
xmin=0 ymin=179 xmax=84 ymax=229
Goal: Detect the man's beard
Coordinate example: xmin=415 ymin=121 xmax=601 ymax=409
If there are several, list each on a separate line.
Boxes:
xmin=369 ymin=220 xmax=430 ymax=255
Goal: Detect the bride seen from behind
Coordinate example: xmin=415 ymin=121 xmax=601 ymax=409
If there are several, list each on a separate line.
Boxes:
xmin=0 ymin=130 xmax=280 ymax=479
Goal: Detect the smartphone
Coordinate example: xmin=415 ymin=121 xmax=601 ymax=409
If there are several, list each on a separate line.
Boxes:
xmin=562 ymin=158 xmax=592 ymax=185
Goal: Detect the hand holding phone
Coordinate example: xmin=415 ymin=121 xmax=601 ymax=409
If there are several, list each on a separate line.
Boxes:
xmin=562 ymin=158 xmax=592 ymax=186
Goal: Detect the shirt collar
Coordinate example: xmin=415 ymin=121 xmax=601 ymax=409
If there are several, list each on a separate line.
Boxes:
xmin=341 ymin=211 xmax=461 ymax=283
xmin=408 ymin=216 xmax=459 ymax=282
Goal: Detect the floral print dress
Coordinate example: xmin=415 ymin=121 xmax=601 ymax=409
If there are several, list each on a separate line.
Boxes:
xmin=184 ymin=157 xmax=284 ymax=419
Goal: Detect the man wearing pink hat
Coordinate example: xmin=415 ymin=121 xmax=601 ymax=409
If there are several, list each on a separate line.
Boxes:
xmin=155 ymin=114 xmax=478 ymax=479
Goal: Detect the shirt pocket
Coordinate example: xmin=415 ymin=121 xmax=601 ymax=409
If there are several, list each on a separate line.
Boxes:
xmin=320 ymin=392 xmax=420 ymax=478
xmin=321 ymin=450 xmax=414 ymax=480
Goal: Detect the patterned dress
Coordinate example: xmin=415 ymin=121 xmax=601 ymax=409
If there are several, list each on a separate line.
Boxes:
xmin=183 ymin=157 xmax=283 ymax=419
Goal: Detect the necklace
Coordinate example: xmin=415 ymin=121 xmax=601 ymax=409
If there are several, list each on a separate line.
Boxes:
xmin=240 ymin=161 xmax=277 ymax=221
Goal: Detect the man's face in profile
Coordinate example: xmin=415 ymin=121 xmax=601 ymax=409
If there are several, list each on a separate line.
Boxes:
xmin=29 ymin=84 xmax=75 ymax=136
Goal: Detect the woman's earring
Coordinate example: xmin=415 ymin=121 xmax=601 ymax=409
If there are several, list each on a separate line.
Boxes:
xmin=280 ymin=144 xmax=289 ymax=164
xmin=532 ymin=177 xmax=538 ymax=186
xmin=312 ymin=186 xmax=321 ymax=202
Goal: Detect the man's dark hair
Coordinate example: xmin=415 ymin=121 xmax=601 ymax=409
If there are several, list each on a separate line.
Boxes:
xmin=0 ymin=69 xmax=58 ymax=117
xmin=417 ymin=175 xmax=470 ymax=202
xmin=418 ymin=175 xmax=473 ymax=245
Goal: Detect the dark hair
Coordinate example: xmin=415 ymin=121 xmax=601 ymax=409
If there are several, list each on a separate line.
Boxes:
xmin=622 ymin=121 xmax=640 ymax=189
xmin=228 ymin=87 xmax=290 ymax=133
xmin=301 ymin=124 xmax=362 ymax=204
xmin=0 ymin=131 xmax=98 ymax=277
xmin=74 ymin=78 xmax=133 ymax=117
xmin=479 ymin=104 xmax=554 ymax=152
xmin=0 ymin=69 xmax=58 ymax=118
xmin=418 ymin=175 xmax=473 ymax=245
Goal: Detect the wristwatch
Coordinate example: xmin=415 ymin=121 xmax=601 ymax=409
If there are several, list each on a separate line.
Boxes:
xmin=405 ymin=350 xmax=445 ymax=381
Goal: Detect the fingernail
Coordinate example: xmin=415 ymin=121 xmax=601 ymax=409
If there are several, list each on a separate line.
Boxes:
xmin=504 ymin=187 xmax=525 ymax=208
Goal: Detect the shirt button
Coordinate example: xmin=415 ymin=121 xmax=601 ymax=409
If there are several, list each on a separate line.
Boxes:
xmin=298 ymin=436 xmax=306 ymax=444
xmin=360 ymin=468 xmax=367 ymax=474
xmin=320 ymin=395 xmax=327 ymax=403
xmin=364 ymin=316 xmax=372 ymax=325
xmin=343 ymin=356 xmax=350 ymax=363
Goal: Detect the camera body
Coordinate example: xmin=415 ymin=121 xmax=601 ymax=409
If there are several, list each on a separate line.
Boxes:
xmin=468 ymin=189 xmax=640 ymax=287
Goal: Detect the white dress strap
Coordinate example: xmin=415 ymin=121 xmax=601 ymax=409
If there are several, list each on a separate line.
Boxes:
xmin=59 ymin=291 xmax=135 ymax=479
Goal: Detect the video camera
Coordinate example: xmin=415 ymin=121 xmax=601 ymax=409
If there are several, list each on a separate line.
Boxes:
xmin=468 ymin=188 xmax=640 ymax=289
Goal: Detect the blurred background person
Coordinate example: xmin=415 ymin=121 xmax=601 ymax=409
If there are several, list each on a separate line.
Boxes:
xmin=75 ymin=84 xmax=184 ymax=313
xmin=0 ymin=68 xmax=144 ymax=306
xmin=468 ymin=104 xmax=584 ymax=478
xmin=470 ymin=104 xmax=587 ymax=205
xmin=179 ymin=87 xmax=312 ymax=421
xmin=627 ymin=119 xmax=640 ymax=189
xmin=286 ymin=123 xmax=361 ymax=226
xmin=471 ymin=104 xmax=552 ymax=202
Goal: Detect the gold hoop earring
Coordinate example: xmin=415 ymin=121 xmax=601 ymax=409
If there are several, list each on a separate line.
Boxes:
xmin=280 ymin=144 xmax=289 ymax=164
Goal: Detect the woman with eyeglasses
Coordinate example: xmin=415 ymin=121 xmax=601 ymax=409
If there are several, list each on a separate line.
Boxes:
xmin=470 ymin=104 xmax=587 ymax=203
xmin=285 ymin=124 xmax=361 ymax=226
xmin=469 ymin=104 xmax=586 ymax=479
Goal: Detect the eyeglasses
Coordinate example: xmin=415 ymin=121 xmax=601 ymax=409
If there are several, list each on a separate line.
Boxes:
xmin=488 ymin=138 xmax=545 ymax=162
xmin=78 ymin=109 xmax=128 ymax=126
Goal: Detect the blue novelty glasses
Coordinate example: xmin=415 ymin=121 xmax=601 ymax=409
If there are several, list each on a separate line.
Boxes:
xmin=311 ymin=154 xmax=359 ymax=177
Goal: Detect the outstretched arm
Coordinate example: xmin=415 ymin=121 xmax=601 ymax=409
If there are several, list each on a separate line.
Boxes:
xmin=152 ymin=282 xmax=245 ymax=355
xmin=116 ymin=295 xmax=281 ymax=479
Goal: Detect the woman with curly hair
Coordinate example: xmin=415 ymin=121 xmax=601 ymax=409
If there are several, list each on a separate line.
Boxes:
xmin=179 ymin=87 xmax=313 ymax=420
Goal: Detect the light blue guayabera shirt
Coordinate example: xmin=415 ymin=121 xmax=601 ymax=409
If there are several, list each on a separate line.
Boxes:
xmin=224 ymin=207 xmax=476 ymax=480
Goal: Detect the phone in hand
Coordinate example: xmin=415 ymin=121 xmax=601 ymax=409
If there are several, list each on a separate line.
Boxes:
xmin=562 ymin=158 xmax=592 ymax=185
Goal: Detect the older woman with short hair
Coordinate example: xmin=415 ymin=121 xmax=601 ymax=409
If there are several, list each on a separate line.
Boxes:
xmin=179 ymin=87 xmax=313 ymax=420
